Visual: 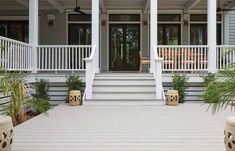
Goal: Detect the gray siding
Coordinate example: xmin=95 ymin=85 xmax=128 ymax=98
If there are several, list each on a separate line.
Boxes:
xmin=0 ymin=10 xmax=67 ymax=45
xmin=39 ymin=11 xmax=67 ymax=45
xmin=100 ymin=14 xmax=108 ymax=71
xmin=228 ymin=11 xmax=235 ymax=45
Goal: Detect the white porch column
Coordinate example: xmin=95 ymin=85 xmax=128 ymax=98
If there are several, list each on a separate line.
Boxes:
xmin=207 ymin=0 xmax=217 ymax=73
xmin=150 ymin=0 xmax=158 ymax=73
xmin=92 ymin=0 xmax=100 ymax=73
xmin=29 ymin=0 xmax=38 ymax=73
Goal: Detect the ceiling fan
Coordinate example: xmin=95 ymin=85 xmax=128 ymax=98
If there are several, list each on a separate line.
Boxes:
xmin=217 ymin=0 xmax=235 ymax=12
xmin=64 ymin=0 xmax=86 ymax=15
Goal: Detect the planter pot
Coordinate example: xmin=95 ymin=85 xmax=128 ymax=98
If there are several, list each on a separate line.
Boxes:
xmin=166 ymin=90 xmax=179 ymax=106
xmin=0 ymin=115 xmax=13 ymax=151
xmin=69 ymin=90 xmax=81 ymax=106
xmin=225 ymin=117 xmax=235 ymax=151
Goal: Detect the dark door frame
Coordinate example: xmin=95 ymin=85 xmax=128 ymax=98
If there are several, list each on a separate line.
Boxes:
xmin=109 ymin=24 xmax=140 ymax=71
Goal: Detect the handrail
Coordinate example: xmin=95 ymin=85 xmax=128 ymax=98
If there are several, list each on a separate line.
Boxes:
xmin=0 ymin=36 xmax=33 ymax=46
xmin=152 ymin=45 xmax=165 ymax=105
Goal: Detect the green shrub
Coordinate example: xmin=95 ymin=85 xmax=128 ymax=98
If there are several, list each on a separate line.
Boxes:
xmin=201 ymin=73 xmax=216 ymax=87
xmin=28 ymin=98 xmax=50 ymax=114
xmin=172 ymin=74 xmax=189 ymax=103
xmin=33 ymin=79 xmax=50 ymax=100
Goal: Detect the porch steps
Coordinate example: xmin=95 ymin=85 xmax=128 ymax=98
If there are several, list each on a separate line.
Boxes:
xmin=84 ymin=73 xmax=163 ymax=105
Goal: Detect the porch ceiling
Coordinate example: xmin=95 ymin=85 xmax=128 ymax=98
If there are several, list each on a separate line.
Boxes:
xmin=0 ymin=0 xmax=233 ymax=11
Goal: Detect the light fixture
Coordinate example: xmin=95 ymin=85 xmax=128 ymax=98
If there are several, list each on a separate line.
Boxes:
xmin=46 ymin=14 xmax=56 ymax=27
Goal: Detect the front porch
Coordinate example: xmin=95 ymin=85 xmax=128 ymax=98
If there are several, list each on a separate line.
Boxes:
xmin=0 ymin=0 xmax=235 ymax=73
xmin=13 ymin=103 xmax=233 ymax=151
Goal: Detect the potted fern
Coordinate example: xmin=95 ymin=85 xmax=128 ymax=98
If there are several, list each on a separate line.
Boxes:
xmin=168 ymin=74 xmax=189 ymax=105
xmin=66 ymin=74 xmax=82 ymax=106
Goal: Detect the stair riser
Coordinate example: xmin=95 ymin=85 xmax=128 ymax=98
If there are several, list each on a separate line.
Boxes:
xmin=83 ymin=101 xmax=163 ymax=106
xmin=93 ymin=93 xmax=156 ymax=99
xmin=93 ymin=87 xmax=155 ymax=92
xmin=94 ymin=80 xmax=155 ymax=85
xmin=94 ymin=77 xmax=154 ymax=80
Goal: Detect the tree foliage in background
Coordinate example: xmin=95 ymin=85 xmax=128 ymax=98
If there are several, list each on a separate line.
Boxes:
xmin=172 ymin=74 xmax=189 ymax=103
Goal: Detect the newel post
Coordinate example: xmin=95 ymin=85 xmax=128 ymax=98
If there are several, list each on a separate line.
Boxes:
xmin=84 ymin=59 xmax=93 ymax=99
xmin=155 ymin=58 xmax=164 ymax=100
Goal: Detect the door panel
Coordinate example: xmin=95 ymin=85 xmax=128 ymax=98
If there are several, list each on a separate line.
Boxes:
xmin=109 ymin=24 xmax=140 ymax=71
xmin=68 ymin=24 xmax=91 ymax=45
xmin=158 ymin=24 xmax=181 ymax=45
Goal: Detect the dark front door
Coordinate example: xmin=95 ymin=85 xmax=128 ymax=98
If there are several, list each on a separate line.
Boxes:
xmin=109 ymin=24 xmax=140 ymax=71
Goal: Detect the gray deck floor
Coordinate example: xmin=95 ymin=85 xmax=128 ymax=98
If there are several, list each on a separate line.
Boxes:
xmin=12 ymin=103 xmax=234 ymax=151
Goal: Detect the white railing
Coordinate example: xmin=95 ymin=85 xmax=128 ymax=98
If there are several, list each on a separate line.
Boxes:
xmin=0 ymin=36 xmax=32 ymax=71
xmin=153 ymin=45 xmax=165 ymax=105
xmin=157 ymin=45 xmax=208 ymax=72
xmin=217 ymin=45 xmax=235 ymax=70
xmin=84 ymin=45 xmax=97 ymax=99
xmin=37 ymin=45 xmax=92 ymax=72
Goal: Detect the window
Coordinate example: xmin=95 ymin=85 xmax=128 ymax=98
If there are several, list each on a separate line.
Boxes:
xmin=158 ymin=14 xmax=181 ymax=22
xmin=109 ymin=14 xmax=140 ymax=22
xmin=0 ymin=21 xmax=28 ymax=42
xmin=67 ymin=14 xmax=91 ymax=45
xmin=68 ymin=14 xmax=91 ymax=22
xmin=158 ymin=24 xmax=181 ymax=45
xmin=156 ymin=14 xmax=181 ymax=45
xmin=68 ymin=24 xmax=91 ymax=45
xmin=190 ymin=14 xmax=222 ymax=45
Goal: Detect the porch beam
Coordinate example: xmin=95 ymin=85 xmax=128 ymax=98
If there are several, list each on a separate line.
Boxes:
xmin=207 ymin=0 xmax=217 ymax=73
xmin=150 ymin=0 xmax=158 ymax=73
xmin=144 ymin=0 xmax=150 ymax=12
xmin=227 ymin=1 xmax=235 ymax=9
xmin=100 ymin=0 xmax=106 ymax=14
xmin=15 ymin=0 xmax=28 ymax=7
xmin=184 ymin=0 xmax=201 ymax=11
xmin=29 ymin=0 xmax=38 ymax=73
xmin=45 ymin=0 xmax=65 ymax=13
xmin=92 ymin=0 xmax=100 ymax=72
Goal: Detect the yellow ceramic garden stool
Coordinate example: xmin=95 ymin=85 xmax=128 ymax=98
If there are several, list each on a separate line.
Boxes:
xmin=69 ymin=90 xmax=81 ymax=106
xmin=166 ymin=90 xmax=179 ymax=106
xmin=0 ymin=115 xmax=13 ymax=151
xmin=224 ymin=117 xmax=235 ymax=151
